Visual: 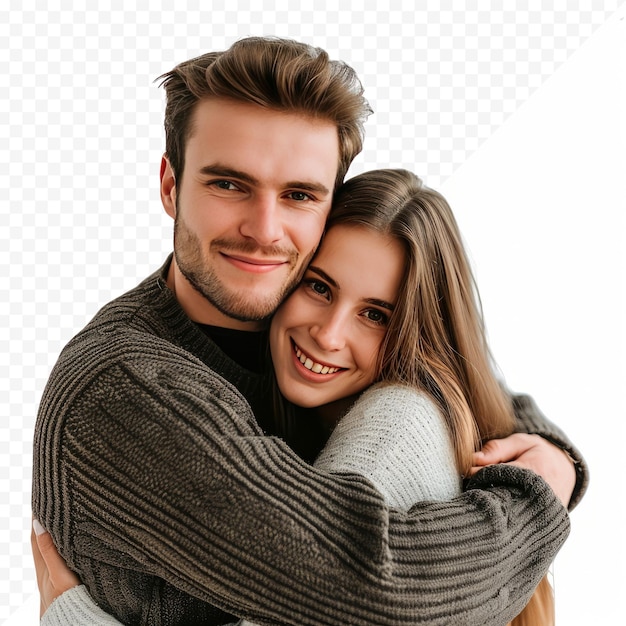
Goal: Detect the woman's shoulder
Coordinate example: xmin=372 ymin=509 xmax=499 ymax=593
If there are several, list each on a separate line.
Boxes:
xmin=350 ymin=382 xmax=442 ymax=422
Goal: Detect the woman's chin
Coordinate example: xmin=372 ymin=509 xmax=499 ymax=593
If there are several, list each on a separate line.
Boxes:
xmin=280 ymin=389 xmax=323 ymax=409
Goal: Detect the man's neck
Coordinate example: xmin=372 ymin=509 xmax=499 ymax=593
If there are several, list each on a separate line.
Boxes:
xmin=197 ymin=323 xmax=268 ymax=373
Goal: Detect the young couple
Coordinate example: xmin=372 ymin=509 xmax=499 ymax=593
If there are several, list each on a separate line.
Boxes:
xmin=33 ymin=37 xmax=586 ymax=625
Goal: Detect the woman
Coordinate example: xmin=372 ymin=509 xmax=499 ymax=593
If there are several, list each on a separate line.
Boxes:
xmin=34 ymin=169 xmax=554 ymax=625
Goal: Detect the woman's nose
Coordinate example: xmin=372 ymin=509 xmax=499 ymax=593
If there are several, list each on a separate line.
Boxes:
xmin=310 ymin=310 xmax=348 ymax=352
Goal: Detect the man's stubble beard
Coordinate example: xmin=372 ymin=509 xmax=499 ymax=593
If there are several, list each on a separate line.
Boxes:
xmin=173 ymin=214 xmax=315 ymax=322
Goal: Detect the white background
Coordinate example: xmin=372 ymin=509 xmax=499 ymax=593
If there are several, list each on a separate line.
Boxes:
xmin=2 ymin=2 xmax=624 ymax=624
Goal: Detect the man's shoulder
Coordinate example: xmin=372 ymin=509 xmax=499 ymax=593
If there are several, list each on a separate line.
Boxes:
xmin=44 ymin=259 xmax=215 ymax=398
xmin=38 ymin=256 xmax=264 ymax=435
xmin=84 ymin=260 xmax=171 ymax=331
xmin=63 ymin=257 xmax=194 ymax=355
xmin=39 ymin=273 xmax=252 ymax=430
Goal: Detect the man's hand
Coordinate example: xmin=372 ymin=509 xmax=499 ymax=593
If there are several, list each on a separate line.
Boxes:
xmin=31 ymin=519 xmax=80 ymax=617
xmin=469 ymin=433 xmax=576 ymax=508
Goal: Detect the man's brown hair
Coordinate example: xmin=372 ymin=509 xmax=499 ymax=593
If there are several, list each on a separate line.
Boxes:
xmin=158 ymin=36 xmax=372 ymax=189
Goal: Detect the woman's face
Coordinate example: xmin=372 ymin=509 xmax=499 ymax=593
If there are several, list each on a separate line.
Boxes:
xmin=269 ymin=224 xmax=405 ymax=408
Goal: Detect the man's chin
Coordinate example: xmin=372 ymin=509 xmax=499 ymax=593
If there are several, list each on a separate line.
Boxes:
xmin=218 ymin=306 xmax=274 ymax=323
xmin=183 ymin=261 xmax=302 ymax=323
xmin=208 ymin=292 xmax=284 ymax=323
xmin=217 ymin=275 xmax=303 ymax=322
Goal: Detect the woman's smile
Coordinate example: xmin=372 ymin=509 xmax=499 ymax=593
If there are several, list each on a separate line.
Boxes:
xmin=292 ymin=340 xmax=345 ymax=376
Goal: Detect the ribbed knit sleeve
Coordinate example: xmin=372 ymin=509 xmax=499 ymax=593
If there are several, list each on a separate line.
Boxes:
xmin=41 ymin=384 xmax=461 ymax=625
xmin=33 ymin=265 xmax=574 ymax=626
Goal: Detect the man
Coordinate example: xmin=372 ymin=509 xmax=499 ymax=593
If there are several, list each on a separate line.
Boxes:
xmin=32 ymin=36 xmax=587 ymax=625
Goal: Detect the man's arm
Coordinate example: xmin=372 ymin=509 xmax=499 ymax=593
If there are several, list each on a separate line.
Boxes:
xmin=33 ymin=342 xmax=572 ymax=626
xmin=35 ymin=383 xmax=461 ymax=625
xmin=36 ymin=383 xmax=566 ymax=626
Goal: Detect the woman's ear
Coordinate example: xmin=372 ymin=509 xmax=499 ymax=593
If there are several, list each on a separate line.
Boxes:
xmin=160 ymin=155 xmax=177 ymax=219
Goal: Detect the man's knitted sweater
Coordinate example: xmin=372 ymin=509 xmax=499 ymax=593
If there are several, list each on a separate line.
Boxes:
xmin=41 ymin=384 xmax=461 ymax=626
xmin=32 ymin=257 xmax=587 ymax=626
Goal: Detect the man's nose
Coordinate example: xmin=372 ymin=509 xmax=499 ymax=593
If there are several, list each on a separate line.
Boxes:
xmin=239 ymin=195 xmax=284 ymax=246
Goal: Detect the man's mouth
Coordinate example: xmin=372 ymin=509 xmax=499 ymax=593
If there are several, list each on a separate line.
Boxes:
xmin=221 ymin=252 xmax=289 ymax=273
xmin=293 ymin=341 xmax=344 ymax=375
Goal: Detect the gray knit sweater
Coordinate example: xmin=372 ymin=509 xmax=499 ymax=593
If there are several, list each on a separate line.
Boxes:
xmin=33 ymin=257 xmax=588 ymax=626
xmin=41 ymin=384 xmax=461 ymax=626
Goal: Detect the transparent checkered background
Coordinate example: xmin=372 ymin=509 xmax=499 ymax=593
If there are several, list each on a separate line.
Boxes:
xmin=1 ymin=1 xmax=624 ymax=623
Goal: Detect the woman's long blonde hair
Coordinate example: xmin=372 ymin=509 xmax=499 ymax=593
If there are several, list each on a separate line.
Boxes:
xmin=327 ymin=169 xmax=554 ymax=626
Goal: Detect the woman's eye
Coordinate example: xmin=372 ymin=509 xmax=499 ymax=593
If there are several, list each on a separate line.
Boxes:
xmin=363 ymin=309 xmax=388 ymax=325
xmin=311 ymin=281 xmax=328 ymax=295
xmin=303 ymin=279 xmax=330 ymax=298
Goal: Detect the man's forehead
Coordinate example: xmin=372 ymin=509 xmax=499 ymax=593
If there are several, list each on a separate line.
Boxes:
xmin=186 ymin=98 xmax=340 ymax=187
xmin=189 ymin=96 xmax=337 ymax=136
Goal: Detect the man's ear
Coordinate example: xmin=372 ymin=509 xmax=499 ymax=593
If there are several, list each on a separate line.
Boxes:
xmin=160 ymin=155 xmax=177 ymax=219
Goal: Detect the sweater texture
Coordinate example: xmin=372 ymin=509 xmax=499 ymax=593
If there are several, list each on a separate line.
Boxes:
xmin=33 ymin=257 xmax=587 ymax=626
xmin=42 ymin=383 xmax=461 ymax=626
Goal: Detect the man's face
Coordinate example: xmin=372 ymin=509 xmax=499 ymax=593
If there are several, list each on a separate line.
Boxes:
xmin=161 ymin=98 xmax=340 ymax=329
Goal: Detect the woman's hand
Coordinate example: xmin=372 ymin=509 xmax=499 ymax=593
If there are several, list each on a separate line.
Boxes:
xmin=469 ymin=433 xmax=576 ymax=508
xmin=31 ymin=519 xmax=81 ymax=617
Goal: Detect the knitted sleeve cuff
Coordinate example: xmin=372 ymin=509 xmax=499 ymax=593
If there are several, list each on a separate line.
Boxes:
xmin=41 ymin=586 xmax=124 ymax=626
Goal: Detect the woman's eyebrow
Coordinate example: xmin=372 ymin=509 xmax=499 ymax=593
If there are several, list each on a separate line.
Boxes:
xmin=307 ymin=266 xmax=338 ymax=288
xmin=307 ymin=267 xmax=395 ymax=310
xmin=364 ymin=298 xmax=395 ymax=311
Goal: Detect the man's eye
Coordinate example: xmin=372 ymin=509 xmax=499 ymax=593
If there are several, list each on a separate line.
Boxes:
xmin=211 ymin=180 xmax=239 ymax=190
xmin=288 ymin=191 xmax=312 ymax=201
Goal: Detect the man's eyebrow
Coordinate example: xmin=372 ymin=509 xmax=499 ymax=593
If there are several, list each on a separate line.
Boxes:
xmin=198 ymin=164 xmax=331 ymax=196
xmin=307 ymin=267 xmax=395 ymax=311
xmin=199 ymin=165 xmax=258 ymax=185
xmin=284 ymin=181 xmax=331 ymax=196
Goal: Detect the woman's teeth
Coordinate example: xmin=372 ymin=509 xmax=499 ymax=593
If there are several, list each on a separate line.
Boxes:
xmin=294 ymin=345 xmax=341 ymax=374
